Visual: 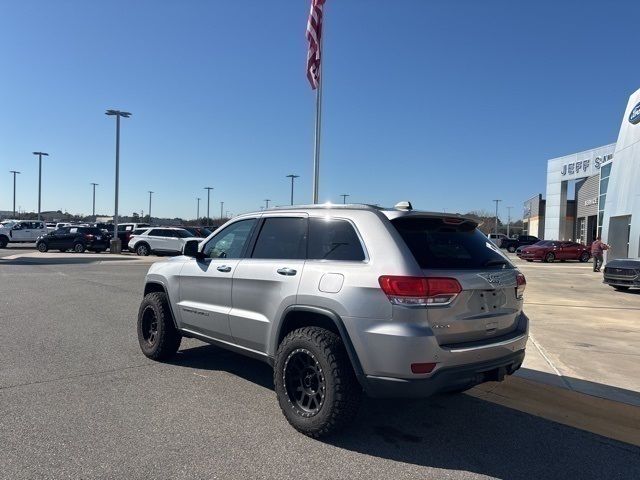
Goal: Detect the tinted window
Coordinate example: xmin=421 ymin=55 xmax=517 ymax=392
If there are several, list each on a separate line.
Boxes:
xmin=204 ymin=219 xmax=257 ymax=259
xmin=392 ymin=217 xmax=513 ymax=270
xmin=132 ymin=228 xmax=149 ymax=235
xmin=79 ymin=227 xmax=102 ymax=235
xmin=149 ymin=229 xmax=171 ymax=237
xmin=252 ymin=218 xmax=307 ymax=260
xmin=308 ymin=218 xmax=365 ymax=261
xmin=173 ymin=229 xmax=193 ymax=238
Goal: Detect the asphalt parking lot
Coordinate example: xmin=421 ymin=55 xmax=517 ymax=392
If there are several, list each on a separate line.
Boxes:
xmin=1 ymin=251 xmax=639 ymax=479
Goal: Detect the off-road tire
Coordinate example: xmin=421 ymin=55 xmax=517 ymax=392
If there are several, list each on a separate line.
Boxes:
xmin=137 ymin=292 xmax=182 ymax=360
xmin=544 ymin=252 xmax=555 ymax=263
xmin=274 ymin=327 xmax=361 ymax=438
xmin=37 ymin=242 xmax=48 ymax=252
xmin=73 ymin=242 xmax=85 ymax=253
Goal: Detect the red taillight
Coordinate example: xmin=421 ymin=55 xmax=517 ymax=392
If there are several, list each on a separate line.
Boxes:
xmin=516 ymin=273 xmax=526 ymax=299
xmin=378 ymin=276 xmax=461 ymax=306
xmin=411 ymin=362 xmax=437 ymax=374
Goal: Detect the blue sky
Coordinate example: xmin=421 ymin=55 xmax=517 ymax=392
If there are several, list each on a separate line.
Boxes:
xmin=1 ymin=0 xmax=639 ymax=220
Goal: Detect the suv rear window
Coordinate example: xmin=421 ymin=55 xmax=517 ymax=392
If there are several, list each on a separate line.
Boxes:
xmin=308 ymin=218 xmax=365 ymax=261
xmin=391 ymin=217 xmax=513 ymax=270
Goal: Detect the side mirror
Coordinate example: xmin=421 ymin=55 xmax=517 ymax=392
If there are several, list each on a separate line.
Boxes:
xmin=183 ymin=239 xmax=204 ymax=260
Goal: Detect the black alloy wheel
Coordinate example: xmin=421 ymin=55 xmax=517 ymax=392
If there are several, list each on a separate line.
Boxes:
xmin=545 ymin=252 xmax=555 ymax=263
xmin=284 ymin=348 xmax=326 ymax=416
xmin=579 ymin=252 xmax=590 ymax=263
xmin=37 ymin=242 xmax=48 ymax=252
xmin=140 ymin=305 xmax=159 ymax=347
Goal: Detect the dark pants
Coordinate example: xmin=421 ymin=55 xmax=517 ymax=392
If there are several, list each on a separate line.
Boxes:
xmin=593 ymin=254 xmax=603 ymax=271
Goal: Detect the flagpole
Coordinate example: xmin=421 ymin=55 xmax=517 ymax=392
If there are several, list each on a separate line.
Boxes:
xmin=312 ymin=27 xmax=323 ymax=204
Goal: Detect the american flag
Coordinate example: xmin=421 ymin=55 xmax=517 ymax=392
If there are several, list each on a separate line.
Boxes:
xmin=306 ymin=0 xmax=325 ymax=90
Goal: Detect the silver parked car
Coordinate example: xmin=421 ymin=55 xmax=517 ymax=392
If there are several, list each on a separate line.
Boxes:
xmin=136 ymin=203 xmax=528 ymax=437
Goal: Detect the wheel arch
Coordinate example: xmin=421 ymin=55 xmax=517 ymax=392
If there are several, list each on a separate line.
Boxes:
xmin=143 ymin=281 xmax=179 ymax=329
xmin=274 ymin=305 xmax=365 ymax=385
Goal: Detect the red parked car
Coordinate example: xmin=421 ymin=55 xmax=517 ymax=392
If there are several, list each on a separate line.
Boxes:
xmin=517 ymin=240 xmax=591 ymax=263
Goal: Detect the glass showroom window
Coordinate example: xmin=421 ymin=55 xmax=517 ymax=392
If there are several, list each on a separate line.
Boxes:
xmin=597 ymin=162 xmax=612 ymax=237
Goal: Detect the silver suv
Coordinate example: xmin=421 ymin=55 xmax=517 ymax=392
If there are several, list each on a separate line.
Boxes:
xmin=137 ymin=203 xmax=528 ymax=437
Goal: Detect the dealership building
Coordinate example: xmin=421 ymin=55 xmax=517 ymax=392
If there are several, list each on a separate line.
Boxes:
xmin=524 ymin=87 xmax=640 ymax=260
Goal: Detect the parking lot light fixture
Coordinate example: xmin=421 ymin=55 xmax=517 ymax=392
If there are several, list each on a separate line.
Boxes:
xmin=32 ymin=152 xmax=49 ymax=220
xmin=105 ymin=109 xmax=131 ymax=253
xmin=286 ymin=174 xmax=300 ymax=205
xmin=148 ymin=191 xmax=154 ymax=223
xmin=10 ymin=171 xmax=21 ymax=218
xmin=340 ymin=193 xmax=350 ymax=204
xmin=204 ymin=187 xmax=214 ymax=226
xmin=91 ymin=183 xmax=99 ymax=221
xmin=197 ymin=197 xmax=201 ymax=221
xmin=264 ymin=199 xmax=271 ymax=209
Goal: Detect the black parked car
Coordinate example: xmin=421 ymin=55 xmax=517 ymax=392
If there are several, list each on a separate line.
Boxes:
xmin=502 ymin=234 xmax=540 ymax=253
xmin=178 ymin=226 xmax=212 ymax=238
xmin=36 ymin=227 xmax=109 ymax=253
xmin=603 ymin=259 xmax=640 ymax=291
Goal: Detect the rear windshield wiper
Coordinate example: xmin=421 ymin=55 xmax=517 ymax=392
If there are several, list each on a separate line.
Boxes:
xmin=482 ymin=259 xmax=510 ymax=268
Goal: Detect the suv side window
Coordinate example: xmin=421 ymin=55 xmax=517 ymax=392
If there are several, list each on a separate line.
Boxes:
xmin=308 ymin=218 xmax=365 ymax=261
xmin=251 ymin=217 xmax=307 ymax=260
xmin=203 ymin=219 xmax=257 ymax=259
xmin=149 ymin=229 xmax=169 ymax=237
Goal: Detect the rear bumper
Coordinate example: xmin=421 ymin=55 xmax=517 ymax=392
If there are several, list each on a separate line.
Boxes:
xmin=363 ymin=350 xmax=525 ymax=398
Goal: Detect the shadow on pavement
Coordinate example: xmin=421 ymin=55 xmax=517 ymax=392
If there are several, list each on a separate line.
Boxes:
xmin=172 ymin=343 xmax=639 ymax=479
xmin=518 ymin=367 xmax=640 ymax=406
xmin=0 ymin=256 xmax=137 ymax=265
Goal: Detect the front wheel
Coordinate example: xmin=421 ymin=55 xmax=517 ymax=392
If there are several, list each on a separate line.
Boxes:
xmin=37 ymin=242 xmax=48 ymax=252
xmin=73 ymin=243 xmax=85 ymax=253
xmin=544 ymin=252 xmax=555 ymax=263
xmin=274 ymin=327 xmax=362 ymax=438
xmin=579 ymin=252 xmax=590 ymax=263
xmin=136 ymin=243 xmax=150 ymax=256
xmin=0 ymin=236 xmax=8 ymax=248
xmin=137 ymin=292 xmax=182 ymax=360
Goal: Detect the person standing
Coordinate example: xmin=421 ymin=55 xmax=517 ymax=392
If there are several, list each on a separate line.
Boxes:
xmin=591 ymin=236 xmax=609 ymax=272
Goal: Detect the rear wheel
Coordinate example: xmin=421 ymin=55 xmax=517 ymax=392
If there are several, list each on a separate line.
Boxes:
xmin=613 ymin=286 xmax=630 ymax=291
xmin=0 ymin=236 xmax=8 ymax=248
xmin=579 ymin=252 xmax=590 ymax=263
xmin=507 ymin=245 xmax=516 ymax=253
xmin=274 ymin=327 xmax=361 ymax=438
xmin=37 ymin=242 xmax=48 ymax=253
xmin=137 ymin=292 xmax=182 ymax=360
xmin=73 ymin=242 xmax=85 ymax=253
xmin=544 ymin=252 xmax=555 ymax=263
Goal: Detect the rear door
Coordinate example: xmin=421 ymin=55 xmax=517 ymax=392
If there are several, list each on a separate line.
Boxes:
xmin=178 ymin=218 xmax=258 ymax=341
xmin=230 ymin=215 xmax=307 ymax=352
xmin=392 ymin=217 xmax=523 ymax=345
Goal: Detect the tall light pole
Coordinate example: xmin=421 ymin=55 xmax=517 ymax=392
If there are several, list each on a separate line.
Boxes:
xmin=264 ymin=199 xmax=271 ymax=209
xmin=10 ymin=171 xmax=21 ymax=218
xmin=90 ymin=183 xmax=99 ymax=221
xmin=340 ymin=194 xmax=350 ymax=204
xmin=286 ymin=174 xmax=299 ymax=206
xmin=220 ymin=201 xmax=224 ymax=220
xmin=32 ymin=152 xmax=49 ymax=220
xmin=196 ymin=197 xmax=201 ymax=220
xmin=105 ymin=109 xmax=131 ymax=253
xmin=493 ymin=199 xmax=502 ymax=235
xmin=148 ymin=191 xmax=154 ymax=223
xmin=204 ymin=187 xmax=213 ymax=226
xmin=506 ymin=206 xmax=513 ymax=238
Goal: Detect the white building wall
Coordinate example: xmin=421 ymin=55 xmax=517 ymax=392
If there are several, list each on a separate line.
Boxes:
xmin=544 ymin=143 xmax=616 ymax=240
xmin=602 ymin=88 xmax=640 ymax=260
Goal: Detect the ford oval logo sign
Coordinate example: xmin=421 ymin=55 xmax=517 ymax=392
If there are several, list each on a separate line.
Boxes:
xmin=629 ymin=102 xmax=640 ymax=124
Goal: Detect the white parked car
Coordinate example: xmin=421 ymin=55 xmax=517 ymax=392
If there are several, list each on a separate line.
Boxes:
xmin=127 ymin=227 xmax=200 ymax=256
xmin=487 ymin=233 xmax=508 ymax=247
xmin=0 ymin=220 xmax=48 ymax=248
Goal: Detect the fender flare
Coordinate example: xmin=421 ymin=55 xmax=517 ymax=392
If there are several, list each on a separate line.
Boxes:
xmin=143 ymin=281 xmax=179 ymax=330
xmin=276 ymin=305 xmax=365 ymax=385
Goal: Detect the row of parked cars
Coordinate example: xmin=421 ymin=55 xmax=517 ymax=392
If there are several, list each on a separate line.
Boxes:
xmin=488 ymin=233 xmax=592 ymax=263
xmin=0 ymin=219 xmax=212 ymax=255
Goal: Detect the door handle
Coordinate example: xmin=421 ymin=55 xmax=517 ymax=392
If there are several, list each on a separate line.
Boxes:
xmin=217 ymin=265 xmax=232 ymax=273
xmin=277 ymin=267 xmax=297 ymax=276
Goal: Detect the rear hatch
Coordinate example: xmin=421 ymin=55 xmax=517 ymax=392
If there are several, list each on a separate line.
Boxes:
xmin=391 ymin=216 xmax=524 ymax=346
